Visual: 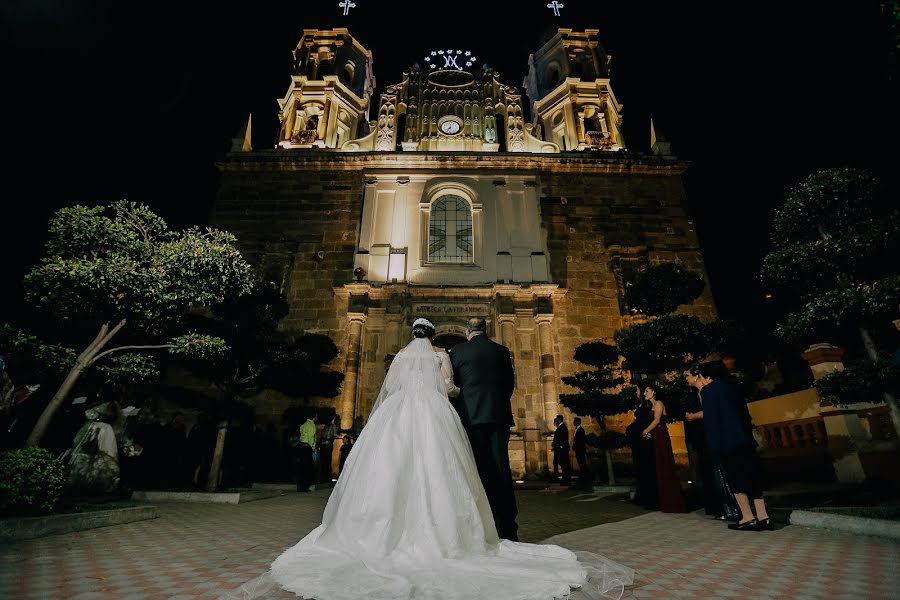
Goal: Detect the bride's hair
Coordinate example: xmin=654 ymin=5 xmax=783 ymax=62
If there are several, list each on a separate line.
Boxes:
xmin=412 ymin=321 xmax=436 ymax=339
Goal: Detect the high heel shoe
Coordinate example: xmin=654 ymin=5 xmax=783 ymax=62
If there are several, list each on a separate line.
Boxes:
xmin=727 ymin=518 xmax=759 ymax=531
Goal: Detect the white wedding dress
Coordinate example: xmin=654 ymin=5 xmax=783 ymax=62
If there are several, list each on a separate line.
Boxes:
xmin=226 ymin=338 xmax=634 ymax=600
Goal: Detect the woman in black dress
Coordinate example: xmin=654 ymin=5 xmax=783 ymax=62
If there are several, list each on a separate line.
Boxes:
xmin=626 ymin=386 xmax=656 ymax=509
xmin=695 ymin=361 xmax=772 ymax=531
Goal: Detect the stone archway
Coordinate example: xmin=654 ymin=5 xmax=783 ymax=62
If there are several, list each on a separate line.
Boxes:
xmin=433 ymin=323 xmax=467 ymax=350
xmin=433 ymin=332 xmax=467 ymax=350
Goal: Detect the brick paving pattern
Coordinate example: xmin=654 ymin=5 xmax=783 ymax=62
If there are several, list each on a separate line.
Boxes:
xmin=0 ymin=486 xmax=897 ymax=599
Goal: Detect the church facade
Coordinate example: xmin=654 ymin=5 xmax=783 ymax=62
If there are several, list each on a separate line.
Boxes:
xmin=211 ymin=27 xmax=717 ymax=477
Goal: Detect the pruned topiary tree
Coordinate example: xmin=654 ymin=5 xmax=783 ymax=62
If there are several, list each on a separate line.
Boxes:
xmin=2 ymin=201 xmax=255 ymax=447
xmin=760 ymin=167 xmax=900 ymax=439
xmin=560 ymin=340 xmax=629 ymax=484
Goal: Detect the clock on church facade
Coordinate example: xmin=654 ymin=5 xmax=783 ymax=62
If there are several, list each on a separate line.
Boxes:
xmin=213 ymin=27 xmax=717 ymax=478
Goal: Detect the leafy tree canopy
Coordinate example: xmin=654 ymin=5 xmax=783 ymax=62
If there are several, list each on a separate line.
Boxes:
xmin=761 ymin=167 xmax=899 ymax=303
xmin=615 ymin=314 xmax=725 ymax=374
xmin=3 ymin=200 xmax=256 ymax=446
xmin=623 ymin=262 xmax=706 ymax=316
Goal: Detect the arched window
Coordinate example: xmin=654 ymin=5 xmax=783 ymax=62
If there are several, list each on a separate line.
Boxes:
xmin=428 ymin=195 xmax=473 ymax=263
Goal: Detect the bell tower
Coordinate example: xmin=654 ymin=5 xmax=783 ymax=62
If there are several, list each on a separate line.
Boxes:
xmin=523 ymin=28 xmax=624 ymax=152
xmin=276 ymin=28 xmax=375 ymax=149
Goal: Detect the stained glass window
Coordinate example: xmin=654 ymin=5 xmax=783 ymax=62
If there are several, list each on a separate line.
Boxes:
xmin=428 ymin=196 xmax=473 ymax=263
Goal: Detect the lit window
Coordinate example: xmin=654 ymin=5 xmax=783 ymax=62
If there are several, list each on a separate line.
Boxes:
xmin=428 ymin=195 xmax=473 ymax=263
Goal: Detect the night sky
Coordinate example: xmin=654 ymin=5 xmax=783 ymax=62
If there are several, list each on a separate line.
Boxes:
xmin=2 ymin=1 xmax=895 ymax=348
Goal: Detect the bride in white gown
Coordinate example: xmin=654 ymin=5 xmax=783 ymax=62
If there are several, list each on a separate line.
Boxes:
xmin=227 ymin=320 xmax=634 ymax=600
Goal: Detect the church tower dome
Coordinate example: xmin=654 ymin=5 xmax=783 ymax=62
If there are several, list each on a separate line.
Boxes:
xmin=523 ymin=28 xmax=624 ymax=152
xmin=276 ymin=28 xmax=375 ymax=149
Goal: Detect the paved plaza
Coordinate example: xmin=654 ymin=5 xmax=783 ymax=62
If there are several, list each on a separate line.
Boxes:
xmin=0 ymin=486 xmax=898 ymax=600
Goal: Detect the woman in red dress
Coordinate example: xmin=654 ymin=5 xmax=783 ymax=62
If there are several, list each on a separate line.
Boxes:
xmin=640 ymin=383 xmax=687 ymax=513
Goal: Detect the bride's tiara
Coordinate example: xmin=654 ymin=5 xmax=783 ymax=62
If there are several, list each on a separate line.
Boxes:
xmin=412 ymin=317 xmax=435 ymax=329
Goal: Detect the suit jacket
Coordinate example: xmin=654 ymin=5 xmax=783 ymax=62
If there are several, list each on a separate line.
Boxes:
xmin=573 ymin=426 xmax=586 ymax=454
xmin=449 ymin=334 xmax=515 ymax=428
xmin=700 ymin=380 xmax=757 ymax=453
xmin=553 ymin=422 xmax=570 ymax=453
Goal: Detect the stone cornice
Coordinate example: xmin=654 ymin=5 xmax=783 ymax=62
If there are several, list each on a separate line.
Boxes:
xmin=217 ymin=150 xmax=687 ymax=176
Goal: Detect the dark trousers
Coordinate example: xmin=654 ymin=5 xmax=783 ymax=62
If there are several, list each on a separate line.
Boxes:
xmin=467 ymin=424 xmax=519 ymax=541
xmin=294 ymin=444 xmax=314 ymax=492
xmin=318 ymin=442 xmax=333 ymax=481
xmin=553 ymin=449 xmax=572 ymax=483
xmin=575 ymin=450 xmax=591 ymax=485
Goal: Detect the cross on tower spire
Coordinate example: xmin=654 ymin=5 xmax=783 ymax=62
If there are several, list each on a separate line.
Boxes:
xmin=547 ymin=1 xmax=564 ymax=17
xmin=339 ymin=0 xmax=356 ymax=16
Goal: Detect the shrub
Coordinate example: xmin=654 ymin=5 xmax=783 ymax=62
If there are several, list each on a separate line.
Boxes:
xmin=814 ymin=359 xmax=900 ymax=406
xmin=0 ymin=447 xmax=67 ymax=515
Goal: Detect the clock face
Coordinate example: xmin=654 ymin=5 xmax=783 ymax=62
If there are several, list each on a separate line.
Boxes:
xmin=440 ymin=120 xmax=461 ymax=135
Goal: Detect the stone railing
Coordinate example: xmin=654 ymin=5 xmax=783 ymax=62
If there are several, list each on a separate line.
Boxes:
xmin=756 ymin=416 xmax=828 ymax=450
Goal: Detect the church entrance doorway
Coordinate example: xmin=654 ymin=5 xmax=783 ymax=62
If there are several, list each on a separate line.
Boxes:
xmin=433 ymin=331 xmax=466 ymax=350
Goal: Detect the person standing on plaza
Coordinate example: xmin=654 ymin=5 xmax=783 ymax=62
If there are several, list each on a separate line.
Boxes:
xmin=551 ymin=415 xmax=572 ymax=486
xmin=337 ymin=434 xmax=353 ymax=474
xmin=292 ymin=411 xmax=317 ymax=492
xmin=639 ymin=383 xmax=686 ymax=513
xmin=572 ymin=416 xmax=591 ymax=489
xmin=318 ymin=415 xmax=339 ymax=482
xmin=684 ymin=365 xmax=741 ymax=521
xmin=450 ymin=317 xmax=520 ymax=541
xmin=695 ymin=361 xmax=772 ymax=530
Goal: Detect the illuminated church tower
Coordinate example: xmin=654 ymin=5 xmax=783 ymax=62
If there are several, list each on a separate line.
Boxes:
xmin=212 ymin=27 xmax=716 ymax=478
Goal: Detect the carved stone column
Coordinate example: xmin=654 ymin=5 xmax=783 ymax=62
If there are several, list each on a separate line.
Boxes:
xmin=534 ymin=314 xmax=559 ymax=431
xmin=499 ymin=313 xmax=528 ymax=479
xmin=339 ymin=313 xmax=367 ymax=431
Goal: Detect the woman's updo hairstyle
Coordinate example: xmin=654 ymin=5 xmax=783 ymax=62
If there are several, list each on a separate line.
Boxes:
xmin=411 ymin=318 xmax=436 ymax=339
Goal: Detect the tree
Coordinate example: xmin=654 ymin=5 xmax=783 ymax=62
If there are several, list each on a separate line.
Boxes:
xmin=560 ymin=340 xmax=629 ymax=484
xmin=760 ymin=167 xmax=900 ymax=439
xmin=615 ymin=261 xmax=728 ymax=376
xmin=6 ymin=201 xmax=255 ymax=447
xmin=623 ymin=261 xmax=706 ymax=317
xmin=179 ymin=283 xmax=344 ymax=490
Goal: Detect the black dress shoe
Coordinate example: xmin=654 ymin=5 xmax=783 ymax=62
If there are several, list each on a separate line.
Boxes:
xmin=728 ymin=518 xmax=759 ymax=530
xmin=756 ymin=518 xmax=775 ymax=531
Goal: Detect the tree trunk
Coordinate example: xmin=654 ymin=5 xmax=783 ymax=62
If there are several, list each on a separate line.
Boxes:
xmin=206 ymin=419 xmax=229 ymax=492
xmin=25 ymin=320 xmax=125 ymax=447
xmin=859 ymin=327 xmax=900 ymax=441
xmin=605 ymin=450 xmax=616 ymax=486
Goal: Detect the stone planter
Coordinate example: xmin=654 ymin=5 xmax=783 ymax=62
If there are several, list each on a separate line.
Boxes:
xmin=130 ymin=488 xmax=283 ymax=504
xmin=0 ymin=505 xmax=158 ymax=542
xmin=790 ymin=509 xmax=900 ymax=540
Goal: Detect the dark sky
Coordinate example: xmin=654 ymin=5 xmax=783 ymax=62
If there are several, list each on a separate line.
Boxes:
xmin=2 ymin=1 xmax=896 ymax=341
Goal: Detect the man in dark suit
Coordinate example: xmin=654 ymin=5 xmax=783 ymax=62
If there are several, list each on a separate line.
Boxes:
xmin=572 ymin=416 xmax=590 ymax=489
xmin=450 ymin=317 xmax=518 ymax=541
xmin=552 ymin=415 xmax=572 ymax=485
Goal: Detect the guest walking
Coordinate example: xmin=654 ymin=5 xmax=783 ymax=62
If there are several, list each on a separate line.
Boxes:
xmin=695 ymin=361 xmax=772 ymax=530
xmin=572 ymin=417 xmax=591 ymax=489
xmin=639 ymin=383 xmax=686 ymax=513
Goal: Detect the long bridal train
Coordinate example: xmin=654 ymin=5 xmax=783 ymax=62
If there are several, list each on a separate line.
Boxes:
xmin=219 ymin=337 xmax=634 ymax=600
